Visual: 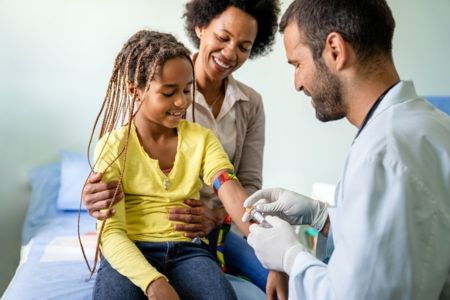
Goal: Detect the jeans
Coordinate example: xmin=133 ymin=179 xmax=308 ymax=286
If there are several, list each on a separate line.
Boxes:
xmin=223 ymin=231 xmax=269 ymax=291
xmin=93 ymin=241 xmax=238 ymax=300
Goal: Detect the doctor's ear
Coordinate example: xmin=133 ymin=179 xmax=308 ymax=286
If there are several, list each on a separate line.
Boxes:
xmin=322 ymin=32 xmax=349 ymax=71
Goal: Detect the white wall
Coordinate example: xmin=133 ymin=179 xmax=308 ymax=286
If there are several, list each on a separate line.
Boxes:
xmin=1 ymin=0 xmax=449 ymax=293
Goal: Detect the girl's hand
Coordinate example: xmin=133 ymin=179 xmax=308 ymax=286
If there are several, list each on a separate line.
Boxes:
xmin=146 ymin=278 xmax=180 ymax=300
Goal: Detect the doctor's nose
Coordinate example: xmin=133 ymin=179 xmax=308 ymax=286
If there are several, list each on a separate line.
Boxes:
xmin=294 ymin=74 xmax=303 ymax=92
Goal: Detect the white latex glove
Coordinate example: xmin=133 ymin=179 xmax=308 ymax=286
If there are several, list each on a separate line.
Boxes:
xmin=247 ymin=216 xmax=305 ymax=274
xmin=242 ymin=188 xmax=328 ymax=231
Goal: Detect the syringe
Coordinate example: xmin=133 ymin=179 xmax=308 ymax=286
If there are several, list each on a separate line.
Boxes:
xmin=245 ymin=207 xmax=272 ymax=228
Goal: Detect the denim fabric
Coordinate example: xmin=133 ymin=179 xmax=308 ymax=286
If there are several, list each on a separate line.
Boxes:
xmin=223 ymin=231 xmax=269 ymax=291
xmin=93 ymin=241 xmax=237 ymax=300
xmin=225 ymin=274 xmax=266 ymax=300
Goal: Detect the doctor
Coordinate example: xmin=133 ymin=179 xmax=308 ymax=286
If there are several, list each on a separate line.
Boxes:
xmin=243 ymin=0 xmax=450 ymax=299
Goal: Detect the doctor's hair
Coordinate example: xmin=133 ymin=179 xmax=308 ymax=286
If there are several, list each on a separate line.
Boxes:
xmin=279 ymin=0 xmax=396 ymax=64
xmin=183 ymin=0 xmax=281 ymax=58
xmin=79 ymin=30 xmax=194 ymax=278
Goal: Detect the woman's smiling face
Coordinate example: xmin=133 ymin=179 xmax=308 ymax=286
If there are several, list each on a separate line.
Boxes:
xmin=195 ymin=6 xmax=258 ymax=81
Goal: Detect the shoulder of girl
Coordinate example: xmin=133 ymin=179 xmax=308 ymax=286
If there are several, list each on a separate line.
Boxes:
xmin=97 ymin=126 xmax=129 ymax=147
xmin=182 ymin=120 xmax=216 ymax=141
xmin=182 ymin=119 xmax=204 ymax=133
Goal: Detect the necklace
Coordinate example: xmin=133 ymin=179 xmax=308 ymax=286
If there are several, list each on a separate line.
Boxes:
xmin=206 ymin=83 xmax=225 ymax=113
xmin=207 ymin=90 xmax=223 ymax=110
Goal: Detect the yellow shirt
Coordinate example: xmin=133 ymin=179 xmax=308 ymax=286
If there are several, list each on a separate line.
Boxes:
xmin=94 ymin=120 xmax=233 ymax=293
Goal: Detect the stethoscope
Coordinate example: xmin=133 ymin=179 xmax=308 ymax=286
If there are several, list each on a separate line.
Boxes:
xmin=353 ymin=80 xmax=400 ymax=141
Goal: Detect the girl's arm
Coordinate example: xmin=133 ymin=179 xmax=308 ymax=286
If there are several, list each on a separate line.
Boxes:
xmin=214 ymin=171 xmax=290 ymax=300
xmin=94 ymin=135 xmax=166 ymax=295
xmin=98 ymin=198 xmax=166 ymax=293
xmin=201 ymin=128 xmax=252 ymax=236
xmin=212 ymin=171 xmax=250 ymax=236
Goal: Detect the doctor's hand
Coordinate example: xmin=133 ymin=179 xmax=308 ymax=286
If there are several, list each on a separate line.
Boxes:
xmin=248 ymin=216 xmax=306 ymax=275
xmin=82 ymin=172 xmax=123 ymax=220
xmin=242 ymin=188 xmax=328 ymax=231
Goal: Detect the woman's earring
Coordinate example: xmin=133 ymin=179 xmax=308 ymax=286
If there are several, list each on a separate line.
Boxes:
xmin=195 ymin=27 xmax=203 ymax=40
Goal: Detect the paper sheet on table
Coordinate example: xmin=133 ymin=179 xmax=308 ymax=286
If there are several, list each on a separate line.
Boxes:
xmin=40 ymin=234 xmax=97 ymax=262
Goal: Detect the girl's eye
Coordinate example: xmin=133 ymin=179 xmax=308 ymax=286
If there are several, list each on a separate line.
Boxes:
xmin=183 ymin=89 xmax=191 ymax=94
xmin=162 ymin=91 xmax=175 ymax=97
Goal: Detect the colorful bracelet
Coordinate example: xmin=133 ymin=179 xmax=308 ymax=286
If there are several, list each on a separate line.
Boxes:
xmin=212 ymin=170 xmax=238 ymax=194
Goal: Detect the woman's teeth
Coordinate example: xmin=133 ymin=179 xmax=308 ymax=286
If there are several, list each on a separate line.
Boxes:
xmin=213 ymin=56 xmax=231 ymax=69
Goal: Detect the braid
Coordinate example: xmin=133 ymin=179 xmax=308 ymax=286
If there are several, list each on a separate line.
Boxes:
xmin=79 ymin=30 xmax=195 ymax=279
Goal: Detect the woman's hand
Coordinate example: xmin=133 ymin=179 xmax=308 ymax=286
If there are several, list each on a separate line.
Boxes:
xmin=266 ymin=271 xmax=288 ymax=300
xmin=146 ymin=278 xmax=180 ymax=300
xmin=168 ymin=199 xmax=226 ymax=238
xmin=82 ymin=172 xmax=123 ymax=220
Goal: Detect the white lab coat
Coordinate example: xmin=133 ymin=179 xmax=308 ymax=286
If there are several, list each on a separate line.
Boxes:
xmin=289 ymin=81 xmax=450 ymax=299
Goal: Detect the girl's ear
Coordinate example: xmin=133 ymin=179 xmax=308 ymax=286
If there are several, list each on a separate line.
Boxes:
xmin=127 ymin=82 xmax=140 ymax=100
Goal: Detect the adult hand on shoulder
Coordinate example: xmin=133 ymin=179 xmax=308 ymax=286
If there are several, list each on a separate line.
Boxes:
xmin=242 ymin=188 xmax=328 ymax=231
xmin=146 ymin=278 xmax=180 ymax=300
xmin=266 ymin=271 xmax=288 ymax=300
xmin=82 ymin=172 xmax=123 ymax=220
xmin=168 ymin=199 xmax=225 ymax=238
xmin=248 ymin=216 xmax=306 ymax=274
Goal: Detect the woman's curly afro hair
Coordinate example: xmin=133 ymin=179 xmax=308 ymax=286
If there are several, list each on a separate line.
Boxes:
xmin=183 ymin=0 xmax=280 ymax=59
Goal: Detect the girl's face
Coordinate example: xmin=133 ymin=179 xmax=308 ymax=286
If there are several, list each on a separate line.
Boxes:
xmin=136 ymin=57 xmax=193 ymax=130
xmin=195 ymin=6 xmax=257 ymax=82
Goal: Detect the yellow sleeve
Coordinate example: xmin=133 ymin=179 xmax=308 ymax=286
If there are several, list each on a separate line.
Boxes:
xmin=93 ymin=132 xmax=121 ymax=180
xmin=94 ymin=134 xmax=166 ymax=294
xmin=201 ymin=130 xmax=234 ymax=186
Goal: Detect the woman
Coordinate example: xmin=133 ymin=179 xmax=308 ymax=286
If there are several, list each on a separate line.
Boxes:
xmin=179 ymin=0 xmax=286 ymax=295
xmin=83 ymin=1 xmax=286 ymax=298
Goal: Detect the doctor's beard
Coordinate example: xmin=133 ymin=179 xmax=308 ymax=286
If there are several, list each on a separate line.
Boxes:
xmin=310 ymin=59 xmax=346 ymax=122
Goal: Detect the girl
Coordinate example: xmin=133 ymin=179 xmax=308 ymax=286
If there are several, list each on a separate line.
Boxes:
xmin=89 ymin=30 xmax=250 ymax=300
xmin=83 ymin=1 xmax=286 ymax=297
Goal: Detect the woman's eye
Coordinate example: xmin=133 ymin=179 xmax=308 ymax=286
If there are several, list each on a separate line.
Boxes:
xmin=162 ymin=91 xmax=175 ymax=97
xmin=239 ymin=46 xmax=250 ymax=53
xmin=215 ymin=34 xmax=228 ymax=42
xmin=183 ymin=89 xmax=191 ymax=94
